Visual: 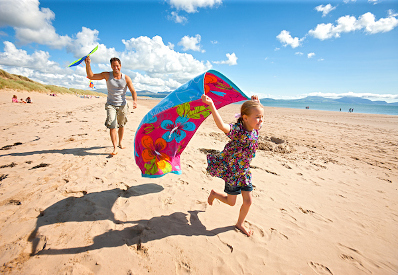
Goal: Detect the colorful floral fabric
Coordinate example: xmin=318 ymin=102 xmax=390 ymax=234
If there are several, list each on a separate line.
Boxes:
xmin=134 ymin=70 xmax=250 ymax=178
xmin=207 ymin=122 xmax=259 ymax=188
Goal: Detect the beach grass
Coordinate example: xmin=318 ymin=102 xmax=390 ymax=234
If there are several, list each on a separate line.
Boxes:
xmin=0 ymin=68 xmax=105 ymax=96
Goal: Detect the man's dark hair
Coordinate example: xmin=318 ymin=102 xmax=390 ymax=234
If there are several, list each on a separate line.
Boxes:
xmin=110 ymin=57 xmax=121 ymax=65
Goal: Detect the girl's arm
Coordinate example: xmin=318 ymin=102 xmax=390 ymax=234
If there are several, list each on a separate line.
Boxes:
xmin=201 ymin=94 xmax=230 ymax=134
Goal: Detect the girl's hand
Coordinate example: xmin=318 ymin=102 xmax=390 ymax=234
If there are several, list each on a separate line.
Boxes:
xmin=251 ymin=95 xmax=259 ymax=102
xmin=84 ymin=56 xmax=91 ymax=65
xmin=201 ymin=94 xmax=214 ymax=106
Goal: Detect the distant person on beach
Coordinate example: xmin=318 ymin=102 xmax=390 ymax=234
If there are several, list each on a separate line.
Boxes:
xmin=26 ymin=97 xmax=32 ymax=103
xmin=12 ymin=95 xmax=18 ymax=103
xmin=202 ymin=94 xmax=263 ymax=236
xmin=85 ymin=56 xmax=138 ymax=156
xmin=20 ymin=98 xmax=26 ymax=103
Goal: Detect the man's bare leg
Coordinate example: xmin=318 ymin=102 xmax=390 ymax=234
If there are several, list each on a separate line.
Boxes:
xmin=235 ymin=191 xmax=253 ymax=236
xmin=118 ymin=127 xmax=125 ymax=149
xmin=110 ymin=128 xmax=118 ymax=155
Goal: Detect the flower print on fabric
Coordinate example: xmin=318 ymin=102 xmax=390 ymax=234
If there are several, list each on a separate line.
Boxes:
xmin=206 ymin=122 xmax=259 ymax=188
xmin=142 ymin=136 xmax=172 ymax=175
xmin=161 ymin=116 xmax=196 ymax=143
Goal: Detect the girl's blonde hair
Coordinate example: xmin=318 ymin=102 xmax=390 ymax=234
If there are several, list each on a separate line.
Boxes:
xmin=237 ymin=100 xmax=263 ymax=124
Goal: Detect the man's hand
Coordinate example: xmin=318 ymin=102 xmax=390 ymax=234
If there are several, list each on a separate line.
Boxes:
xmin=84 ymin=56 xmax=91 ymax=65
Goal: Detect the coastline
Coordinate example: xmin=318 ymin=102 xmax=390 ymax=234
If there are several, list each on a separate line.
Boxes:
xmin=1 ymin=89 xmax=397 ymax=274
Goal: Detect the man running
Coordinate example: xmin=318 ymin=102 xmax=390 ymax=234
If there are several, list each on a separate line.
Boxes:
xmin=85 ymin=56 xmax=138 ymax=156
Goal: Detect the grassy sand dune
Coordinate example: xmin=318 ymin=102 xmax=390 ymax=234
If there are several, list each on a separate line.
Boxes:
xmin=0 ymin=69 xmax=105 ymax=97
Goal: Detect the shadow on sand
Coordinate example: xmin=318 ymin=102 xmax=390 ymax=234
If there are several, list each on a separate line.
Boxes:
xmin=28 ymin=183 xmax=233 ymax=256
xmin=0 ymin=146 xmax=109 ymax=157
xmin=37 ymin=211 xmax=234 ymax=255
xmin=28 ymin=183 xmax=164 ymax=254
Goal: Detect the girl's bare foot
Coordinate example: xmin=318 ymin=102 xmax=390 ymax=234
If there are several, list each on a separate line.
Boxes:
xmin=118 ymin=144 xmax=126 ymax=149
xmin=208 ymin=190 xmax=216 ymax=205
xmin=235 ymin=223 xmax=253 ymax=237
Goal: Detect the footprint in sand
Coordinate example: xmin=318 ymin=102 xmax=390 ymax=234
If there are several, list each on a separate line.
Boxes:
xmin=309 ymin=262 xmax=333 ymax=275
xmin=337 ymin=243 xmax=376 ymax=274
xmin=0 ymin=162 xmax=17 ymax=168
xmin=0 ymin=142 xmax=22 ymax=150
xmin=30 ymin=163 xmax=50 ymax=170
xmin=207 ymin=236 xmax=233 ymax=254
xmin=269 ymin=227 xmax=289 ymax=240
xmin=176 ymin=259 xmax=192 ymax=274
xmin=192 ymin=200 xmax=207 ymax=211
xmin=0 ymin=174 xmax=8 ymax=181
xmin=298 ymin=207 xmax=333 ymax=223
xmin=243 ymin=220 xmax=266 ymax=238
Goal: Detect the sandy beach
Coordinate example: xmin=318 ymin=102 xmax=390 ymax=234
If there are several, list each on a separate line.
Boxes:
xmin=0 ymin=89 xmax=397 ymax=274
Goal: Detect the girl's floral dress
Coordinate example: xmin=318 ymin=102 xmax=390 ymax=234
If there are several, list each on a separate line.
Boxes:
xmin=206 ymin=122 xmax=259 ymax=190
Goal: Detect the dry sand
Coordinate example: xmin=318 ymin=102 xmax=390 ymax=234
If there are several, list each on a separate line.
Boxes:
xmin=0 ymin=89 xmax=397 ymax=274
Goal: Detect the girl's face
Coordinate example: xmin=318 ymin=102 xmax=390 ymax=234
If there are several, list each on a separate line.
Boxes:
xmin=243 ymin=106 xmax=264 ymax=131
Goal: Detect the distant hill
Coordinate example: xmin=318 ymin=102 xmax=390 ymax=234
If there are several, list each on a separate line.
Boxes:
xmin=260 ymin=96 xmax=398 ymax=106
xmin=96 ymin=89 xmax=170 ymax=98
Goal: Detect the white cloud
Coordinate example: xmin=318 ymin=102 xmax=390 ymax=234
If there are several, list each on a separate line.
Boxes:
xmin=368 ymin=0 xmax=378 ymax=4
xmin=0 ymin=0 xmax=71 ymax=48
xmin=213 ymin=53 xmax=237 ymax=65
xmin=276 ymin=30 xmax=304 ymax=48
xmin=295 ymin=52 xmax=304 ymax=55
xmin=0 ymin=41 xmax=62 ymax=73
xmin=318 ymin=58 xmax=324 ymax=61
xmin=211 ymin=40 xmax=218 ymax=44
xmin=168 ymin=11 xmax=188 ymax=24
xmin=308 ymin=52 xmax=315 ymax=58
xmin=0 ymin=0 xmax=52 ymax=30
xmin=67 ymin=27 xmax=119 ymax=64
xmin=388 ymin=9 xmax=398 ymax=17
xmin=178 ymin=34 xmax=205 ymax=52
xmin=359 ymin=12 xmax=398 ymax=34
xmin=121 ymin=35 xmax=212 ymax=82
xmin=0 ymin=34 xmax=213 ymax=92
xmin=169 ymin=0 xmax=222 ymax=13
xmin=343 ymin=0 xmax=356 ymax=3
xmin=308 ymin=12 xmax=398 ymax=40
xmin=315 ymin=4 xmax=336 ymax=17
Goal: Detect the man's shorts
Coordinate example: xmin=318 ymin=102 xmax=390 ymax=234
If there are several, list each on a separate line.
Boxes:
xmin=105 ymin=103 xmax=129 ymax=129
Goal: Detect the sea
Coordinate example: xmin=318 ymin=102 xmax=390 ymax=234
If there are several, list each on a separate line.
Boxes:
xmin=260 ymin=101 xmax=398 ymax=116
xmin=123 ymin=91 xmax=398 ymax=116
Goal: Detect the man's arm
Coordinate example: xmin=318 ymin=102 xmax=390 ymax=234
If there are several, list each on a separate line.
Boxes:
xmin=126 ymin=75 xmax=138 ymax=109
xmin=84 ymin=56 xmax=109 ymax=81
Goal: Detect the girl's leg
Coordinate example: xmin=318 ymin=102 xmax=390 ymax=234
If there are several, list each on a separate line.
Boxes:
xmin=235 ymin=191 xmax=253 ymax=236
xmin=208 ymin=190 xmax=237 ymax=206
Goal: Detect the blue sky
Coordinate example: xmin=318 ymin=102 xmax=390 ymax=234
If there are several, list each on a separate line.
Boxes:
xmin=0 ymin=0 xmax=397 ymax=102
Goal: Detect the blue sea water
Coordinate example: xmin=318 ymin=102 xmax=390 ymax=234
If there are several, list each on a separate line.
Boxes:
xmin=260 ymin=101 xmax=398 ymax=116
xmin=123 ymin=90 xmax=398 ymax=116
